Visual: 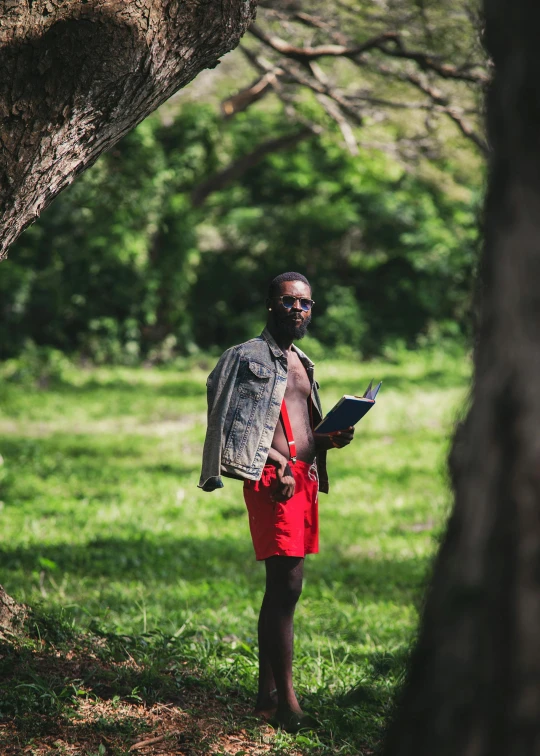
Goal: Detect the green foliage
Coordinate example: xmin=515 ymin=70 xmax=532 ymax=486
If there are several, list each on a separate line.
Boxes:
xmin=0 ymin=341 xmax=73 ymax=387
xmin=315 ymin=286 xmax=367 ymax=355
xmin=0 ymin=349 xmax=471 ymax=753
xmin=193 ymin=129 xmax=480 ymax=353
xmin=1 ymin=103 xmax=480 ymax=361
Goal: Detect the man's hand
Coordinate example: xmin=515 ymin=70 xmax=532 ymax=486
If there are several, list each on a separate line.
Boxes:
xmin=314 ymin=426 xmax=355 ymax=451
xmin=272 ymin=462 xmax=296 ymax=502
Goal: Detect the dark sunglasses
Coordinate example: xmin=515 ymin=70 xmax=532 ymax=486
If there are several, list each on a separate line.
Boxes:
xmin=277 ymin=295 xmax=315 ymax=312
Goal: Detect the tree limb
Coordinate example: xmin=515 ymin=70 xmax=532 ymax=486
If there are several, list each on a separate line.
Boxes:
xmin=191 ymin=127 xmax=313 ymax=207
xmin=393 ymin=68 xmax=489 ymax=153
xmin=248 ymin=22 xmax=488 ymax=85
xmin=222 ymin=69 xmax=284 ymax=118
xmin=277 ymin=58 xmax=364 ymax=126
xmin=0 ymin=0 xmax=258 ymax=259
xmin=243 ymin=11 xmax=487 ymax=155
xmin=249 ymin=22 xmax=400 ymax=63
xmin=316 ymin=94 xmax=359 ymax=155
xmin=376 ymin=37 xmax=489 ymax=84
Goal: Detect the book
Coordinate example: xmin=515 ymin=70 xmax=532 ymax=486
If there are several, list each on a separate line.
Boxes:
xmin=314 ymin=380 xmax=382 ymax=434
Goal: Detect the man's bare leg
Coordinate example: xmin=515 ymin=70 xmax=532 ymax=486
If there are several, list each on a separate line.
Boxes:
xmin=255 ymin=555 xmax=304 ymax=722
xmin=254 ymin=591 xmax=278 ymax=719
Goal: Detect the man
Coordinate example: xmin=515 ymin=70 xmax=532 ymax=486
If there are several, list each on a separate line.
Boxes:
xmin=199 ymin=272 xmax=354 ymax=732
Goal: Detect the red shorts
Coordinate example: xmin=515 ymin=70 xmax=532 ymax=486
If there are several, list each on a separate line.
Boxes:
xmin=243 ymin=461 xmax=319 ymax=561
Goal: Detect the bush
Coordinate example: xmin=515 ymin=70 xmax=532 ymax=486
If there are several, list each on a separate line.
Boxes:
xmin=0 ymin=341 xmax=74 ymax=387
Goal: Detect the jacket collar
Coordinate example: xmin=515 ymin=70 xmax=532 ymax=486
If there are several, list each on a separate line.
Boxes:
xmin=261 ymin=327 xmax=284 ymax=359
xmin=261 ymin=327 xmax=314 ymax=369
xmin=292 ymin=342 xmax=314 ymax=369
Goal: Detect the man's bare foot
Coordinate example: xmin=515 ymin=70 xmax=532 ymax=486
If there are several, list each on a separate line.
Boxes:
xmin=253 ymin=689 xmax=278 ymax=721
xmin=270 ymin=707 xmax=319 ymax=734
xmin=253 ymin=706 xmax=278 ymax=722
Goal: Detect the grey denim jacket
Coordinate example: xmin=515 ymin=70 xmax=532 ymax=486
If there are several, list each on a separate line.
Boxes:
xmin=198 ymin=328 xmax=329 ymax=493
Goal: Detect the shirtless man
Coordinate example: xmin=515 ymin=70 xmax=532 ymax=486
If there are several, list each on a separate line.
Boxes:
xmin=199 ymin=272 xmax=354 ymax=732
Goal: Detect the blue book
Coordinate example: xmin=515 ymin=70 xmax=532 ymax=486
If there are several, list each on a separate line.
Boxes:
xmin=314 ymin=380 xmax=382 ymax=434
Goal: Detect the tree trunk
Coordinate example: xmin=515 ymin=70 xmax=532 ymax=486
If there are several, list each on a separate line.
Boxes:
xmin=0 ymin=586 xmax=26 ymax=636
xmin=0 ymin=0 xmax=257 ymax=259
xmin=383 ymin=2 xmax=540 ymax=755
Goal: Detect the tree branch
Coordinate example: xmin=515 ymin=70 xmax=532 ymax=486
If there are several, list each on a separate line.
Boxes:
xmin=394 ymin=69 xmax=488 ymax=153
xmin=376 ymin=37 xmax=489 ymax=84
xmin=277 ymin=58 xmax=364 ymax=126
xmin=191 ymin=127 xmax=313 ymax=207
xmin=249 ymin=22 xmax=400 ymax=62
xmin=316 ymin=94 xmax=359 ymax=155
xmin=248 ymin=20 xmax=488 ymax=85
xmin=221 ymin=69 xmax=284 ymax=118
xmin=243 ymin=10 xmax=487 ymax=156
xmin=233 ymin=47 xmax=327 ymax=136
xmin=0 ymin=0 xmax=258 ymax=258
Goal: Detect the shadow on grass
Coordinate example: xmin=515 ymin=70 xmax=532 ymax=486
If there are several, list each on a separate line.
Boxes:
xmin=0 ymin=610 xmax=403 ymax=755
xmin=3 ymin=375 xmax=206 ymax=398
xmin=302 ymin=648 xmax=410 ymax=753
xmin=0 ymin=617 xmax=246 ymax=753
xmin=0 ymin=534 xmax=431 ymax=607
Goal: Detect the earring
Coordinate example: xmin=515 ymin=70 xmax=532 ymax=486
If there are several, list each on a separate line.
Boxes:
xmin=268 ymin=308 xmax=272 ymax=311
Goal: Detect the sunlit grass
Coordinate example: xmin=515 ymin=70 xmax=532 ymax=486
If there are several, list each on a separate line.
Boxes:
xmin=0 ymin=346 xmax=470 ymax=753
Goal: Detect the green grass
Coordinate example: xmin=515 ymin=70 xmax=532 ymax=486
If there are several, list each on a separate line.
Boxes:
xmin=0 ymin=347 xmax=470 ymax=754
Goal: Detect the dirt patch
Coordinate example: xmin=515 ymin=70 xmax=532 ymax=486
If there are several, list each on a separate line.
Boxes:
xmin=1 ymin=701 xmax=276 ymax=755
xmin=0 ymin=640 xmax=286 ymax=756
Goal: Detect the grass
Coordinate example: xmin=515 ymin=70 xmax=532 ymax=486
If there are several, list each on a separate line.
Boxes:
xmin=0 ymin=346 xmax=471 ymax=754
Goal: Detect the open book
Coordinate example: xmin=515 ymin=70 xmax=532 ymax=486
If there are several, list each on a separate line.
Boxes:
xmin=314 ymin=380 xmax=382 ymax=434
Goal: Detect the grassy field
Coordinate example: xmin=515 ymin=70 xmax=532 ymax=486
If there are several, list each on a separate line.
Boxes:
xmin=0 ymin=347 xmax=470 ymax=755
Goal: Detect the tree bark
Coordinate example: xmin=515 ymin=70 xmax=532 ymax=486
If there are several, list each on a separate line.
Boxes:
xmin=0 ymin=0 xmax=257 ymax=259
xmin=383 ymin=2 xmax=540 ymax=755
xmin=0 ymin=586 xmax=26 ymax=636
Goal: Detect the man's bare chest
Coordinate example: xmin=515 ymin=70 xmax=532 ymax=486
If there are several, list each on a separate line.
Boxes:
xmin=286 ymin=354 xmax=311 ymax=399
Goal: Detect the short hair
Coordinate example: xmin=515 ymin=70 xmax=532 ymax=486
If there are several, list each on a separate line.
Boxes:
xmin=268 ymin=272 xmax=311 ymax=298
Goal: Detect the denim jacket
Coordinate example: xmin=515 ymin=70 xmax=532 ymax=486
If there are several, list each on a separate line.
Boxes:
xmin=198 ymin=328 xmax=329 ymax=493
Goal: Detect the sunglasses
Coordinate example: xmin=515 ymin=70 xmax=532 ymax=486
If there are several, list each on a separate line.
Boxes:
xmin=276 ymin=295 xmax=315 ymax=312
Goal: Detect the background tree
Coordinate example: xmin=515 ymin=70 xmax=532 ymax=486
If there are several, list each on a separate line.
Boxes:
xmin=1 ymin=0 xmax=488 ymax=261
xmin=1 ymin=105 xmax=479 ymax=361
xmin=191 ymin=0 xmax=488 ymax=218
xmin=383 ymin=1 xmax=540 ymax=753
xmin=0 ymin=0 xmax=257 ymax=258
xmin=229 ymin=0 xmax=487 ymax=158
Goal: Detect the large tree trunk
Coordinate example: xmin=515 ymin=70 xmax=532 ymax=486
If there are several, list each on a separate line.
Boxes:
xmin=383 ymin=2 xmax=540 ymax=755
xmin=0 ymin=0 xmax=257 ymax=259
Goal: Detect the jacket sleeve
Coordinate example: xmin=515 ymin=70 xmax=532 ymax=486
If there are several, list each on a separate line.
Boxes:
xmin=198 ymin=346 xmax=242 ymax=492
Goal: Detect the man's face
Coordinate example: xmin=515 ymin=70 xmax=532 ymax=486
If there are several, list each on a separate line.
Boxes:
xmin=269 ymin=281 xmax=313 ymax=340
